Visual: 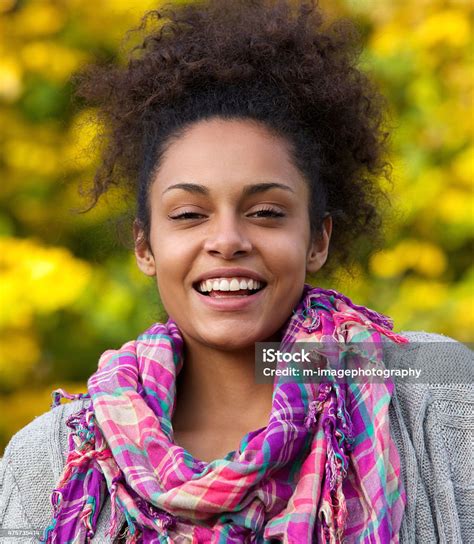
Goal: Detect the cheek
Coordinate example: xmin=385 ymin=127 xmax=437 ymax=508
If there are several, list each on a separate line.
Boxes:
xmin=261 ymin=231 xmax=309 ymax=271
xmin=152 ymin=232 xmax=194 ymax=273
xmin=150 ymin=243 xmax=183 ymax=306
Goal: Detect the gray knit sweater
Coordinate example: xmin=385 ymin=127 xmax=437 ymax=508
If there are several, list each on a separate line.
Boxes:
xmin=0 ymin=331 xmax=473 ymax=543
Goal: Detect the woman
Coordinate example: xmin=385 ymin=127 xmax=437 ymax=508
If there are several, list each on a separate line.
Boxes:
xmin=0 ymin=1 xmax=472 ymax=543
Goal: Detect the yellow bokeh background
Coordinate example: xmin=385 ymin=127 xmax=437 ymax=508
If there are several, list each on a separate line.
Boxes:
xmin=0 ymin=0 xmax=472 ymax=453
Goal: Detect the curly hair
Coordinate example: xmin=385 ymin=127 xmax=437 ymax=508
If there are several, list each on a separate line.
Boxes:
xmin=76 ymin=0 xmax=392 ymax=272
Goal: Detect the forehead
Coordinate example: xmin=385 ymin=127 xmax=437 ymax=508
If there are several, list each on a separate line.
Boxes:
xmin=152 ymin=118 xmax=308 ymax=196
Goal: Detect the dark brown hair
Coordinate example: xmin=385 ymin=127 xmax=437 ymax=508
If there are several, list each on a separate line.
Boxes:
xmin=77 ymin=0 xmax=392 ymax=271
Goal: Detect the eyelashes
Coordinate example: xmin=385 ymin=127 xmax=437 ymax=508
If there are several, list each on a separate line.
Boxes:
xmin=169 ymin=211 xmax=205 ymax=220
xmin=169 ymin=207 xmax=286 ymax=221
xmin=248 ymin=207 xmax=286 ymax=218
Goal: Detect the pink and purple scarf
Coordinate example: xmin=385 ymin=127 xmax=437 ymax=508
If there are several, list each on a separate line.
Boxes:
xmin=42 ymin=285 xmax=407 ymax=543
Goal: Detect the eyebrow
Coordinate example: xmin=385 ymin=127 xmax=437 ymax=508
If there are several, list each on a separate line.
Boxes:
xmin=162 ymin=182 xmax=295 ymax=196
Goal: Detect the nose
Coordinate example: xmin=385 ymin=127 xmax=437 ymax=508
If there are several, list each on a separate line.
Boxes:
xmin=203 ymin=212 xmax=253 ymax=259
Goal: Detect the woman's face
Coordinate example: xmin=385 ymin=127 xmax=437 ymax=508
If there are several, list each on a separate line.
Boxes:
xmin=135 ymin=118 xmax=331 ymax=351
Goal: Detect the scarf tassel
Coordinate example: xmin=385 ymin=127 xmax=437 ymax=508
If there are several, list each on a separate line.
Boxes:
xmin=41 ymin=404 xmax=111 ymax=543
xmin=105 ymin=475 xmax=121 ymax=539
xmin=305 ymin=381 xmax=352 ymax=543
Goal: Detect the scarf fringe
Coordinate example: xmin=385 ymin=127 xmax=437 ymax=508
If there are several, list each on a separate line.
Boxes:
xmin=303 ymin=381 xmax=351 ymax=544
xmin=105 ymin=475 xmax=121 ymax=539
xmin=42 ymin=394 xmax=109 ymax=543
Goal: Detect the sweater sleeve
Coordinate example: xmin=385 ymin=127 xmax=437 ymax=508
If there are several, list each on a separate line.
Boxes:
xmin=424 ymin=339 xmax=474 ymax=544
xmin=0 ymin=399 xmax=90 ymax=543
xmin=392 ymin=332 xmax=474 ymax=544
xmin=0 ymin=455 xmax=41 ymax=543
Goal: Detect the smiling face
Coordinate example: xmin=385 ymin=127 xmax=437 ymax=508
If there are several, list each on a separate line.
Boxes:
xmin=134 ymin=117 xmax=331 ymax=351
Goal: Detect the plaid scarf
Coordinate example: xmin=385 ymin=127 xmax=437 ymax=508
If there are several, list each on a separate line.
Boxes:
xmin=42 ymin=285 xmax=407 ymax=543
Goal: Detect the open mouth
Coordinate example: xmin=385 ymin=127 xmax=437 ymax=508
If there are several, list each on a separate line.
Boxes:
xmin=193 ymin=277 xmax=267 ymax=298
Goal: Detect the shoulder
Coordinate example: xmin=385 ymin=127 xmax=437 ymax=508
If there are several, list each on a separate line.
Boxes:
xmin=384 ymin=330 xmax=473 ymax=384
xmin=383 ymin=331 xmax=473 ymax=483
xmin=0 ymin=399 xmax=89 ymax=532
xmin=384 ymin=332 xmax=473 ymax=543
xmin=2 ymin=398 xmax=90 ymax=477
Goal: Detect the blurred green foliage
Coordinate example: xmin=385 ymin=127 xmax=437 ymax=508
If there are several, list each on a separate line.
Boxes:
xmin=0 ymin=0 xmax=472 ymax=452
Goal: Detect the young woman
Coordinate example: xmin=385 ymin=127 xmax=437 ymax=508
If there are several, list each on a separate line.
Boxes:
xmin=1 ymin=1 xmax=472 ymax=543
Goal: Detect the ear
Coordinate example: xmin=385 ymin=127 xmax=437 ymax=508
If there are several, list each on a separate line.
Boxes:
xmin=133 ymin=219 xmax=156 ymax=277
xmin=306 ymin=214 xmax=332 ymax=274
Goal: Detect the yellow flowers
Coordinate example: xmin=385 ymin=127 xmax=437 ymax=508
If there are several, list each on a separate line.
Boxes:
xmin=452 ymin=146 xmax=474 ymax=187
xmin=10 ymin=2 xmax=65 ymax=38
xmin=436 ymin=189 xmax=474 ymax=227
xmin=0 ymin=237 xmax=91 ymax=327
xmin=370 ymin=8 xmax=470 ymax=57
xmin=370 ymin=240 xmax=447 ymax=279
xmin=3 ymin=138 xmax=60 ymax=176
xmin=0 ymin=330 xmax=40 ymax=388
xmin=371 ymin=22 xmax=408 ymax=57
xmin=21 ymin=41 xmax=87 ymax=83
xmin=414 ymin=10 xmax=470 ymax=49
xmin=0 ymin=236 xmax=91 ymax=393
xmin=0 ymin=57 xmax=22 ymax=102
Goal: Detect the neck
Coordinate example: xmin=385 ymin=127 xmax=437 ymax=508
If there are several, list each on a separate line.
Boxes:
xmin=172 ymin=335 xmax=276 ymax=434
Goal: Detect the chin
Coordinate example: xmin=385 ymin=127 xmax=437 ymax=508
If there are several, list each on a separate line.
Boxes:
xmin=207 ymin=337 xmax=255 ymax=351
xmin=205 ymin=326 xmax=282 ymax=350
xmin=197 ymin=330 xmax=258 ymax=351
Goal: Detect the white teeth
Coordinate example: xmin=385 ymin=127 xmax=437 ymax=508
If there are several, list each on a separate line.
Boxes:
xmin=229 ymin=279 xmax=240 ymax=291
xmin=219 ymin=279 xmax=230 ymax=291
xmin=197 ymin=276 xmax=265 ymax=294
